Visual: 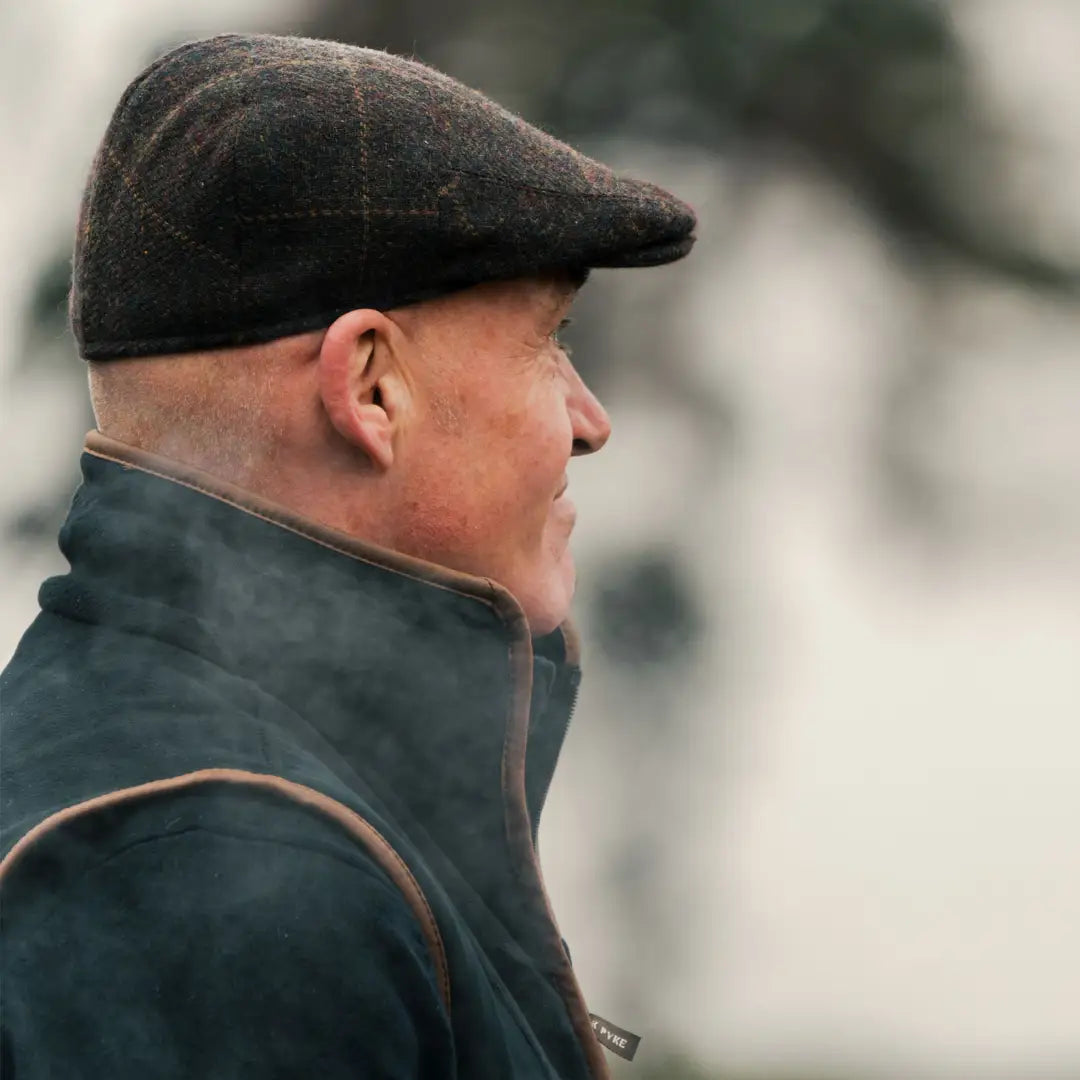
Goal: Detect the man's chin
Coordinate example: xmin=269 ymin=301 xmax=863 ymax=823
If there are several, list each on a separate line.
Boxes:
xmin=521 ymin=564 xmax=575 ymax=637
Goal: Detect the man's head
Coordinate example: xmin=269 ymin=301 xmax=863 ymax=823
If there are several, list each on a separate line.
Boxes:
xmin=90 ymin=272 xmax=609 ymax=635
xmin=79 ymin=33 xmax=694 ymax=636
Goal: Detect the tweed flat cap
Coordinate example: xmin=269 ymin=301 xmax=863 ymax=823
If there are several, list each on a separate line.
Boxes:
xmin=70 ymin=33 xmax=696 ymax=360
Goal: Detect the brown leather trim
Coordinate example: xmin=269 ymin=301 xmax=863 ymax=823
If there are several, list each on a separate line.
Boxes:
xmin=499 ymin=620 xmax=608 ymax=1078
xmin=82 ymin=431 xmax=579 ymax=659
xmin=85 ymin=430 xmax=511 ymax=609
xmin=559 ymin=617 xmax=582 ymax=669
xmin=0 ymin=769 xmax=452 ymax=1016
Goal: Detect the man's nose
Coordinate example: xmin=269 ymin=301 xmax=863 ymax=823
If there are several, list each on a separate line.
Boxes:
xmin=570 ymin=378 xmax=612 ymax=457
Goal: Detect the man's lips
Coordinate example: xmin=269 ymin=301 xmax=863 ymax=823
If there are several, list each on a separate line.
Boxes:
xmin=553 ymin=477 xmax=575 ymax=530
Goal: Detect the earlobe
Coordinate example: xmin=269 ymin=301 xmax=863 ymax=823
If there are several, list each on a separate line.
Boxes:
xmin=317 ymin=308 xmax=398 ymax=471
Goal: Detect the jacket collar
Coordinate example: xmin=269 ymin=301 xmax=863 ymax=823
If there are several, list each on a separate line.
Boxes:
xmin=57 ymin=432 xmax=582 ymax=924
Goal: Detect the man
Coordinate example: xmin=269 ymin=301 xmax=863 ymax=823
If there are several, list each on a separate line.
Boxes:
xmin=0 ymin=33 xmax=694 ymax=1079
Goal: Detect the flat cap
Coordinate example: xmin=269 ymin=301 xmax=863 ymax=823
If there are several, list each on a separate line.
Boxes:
xmin=71 ymin=33 xmax=696 ymax=360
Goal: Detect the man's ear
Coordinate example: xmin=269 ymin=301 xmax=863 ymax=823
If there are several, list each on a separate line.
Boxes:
xmin=317 ymin=308 xmax=405 ymax=471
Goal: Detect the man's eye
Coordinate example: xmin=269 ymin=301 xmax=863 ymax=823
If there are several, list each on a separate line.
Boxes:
xmin=551 ymin=317 xmax=574 ymax=357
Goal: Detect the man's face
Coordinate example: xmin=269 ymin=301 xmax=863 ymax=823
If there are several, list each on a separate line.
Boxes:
xmin=387 ymin=276 xmax=611 ymax=636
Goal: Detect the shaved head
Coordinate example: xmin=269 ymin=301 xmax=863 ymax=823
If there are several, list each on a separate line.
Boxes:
xmin=87 ymin=331 xmax=325 ymax=488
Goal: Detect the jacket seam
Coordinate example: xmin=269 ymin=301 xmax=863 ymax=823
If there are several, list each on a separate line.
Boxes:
xmin=3 ymin=823 xmax=429 ymax=953
xmin=0 ymin=769 xmax=452 ymax=1017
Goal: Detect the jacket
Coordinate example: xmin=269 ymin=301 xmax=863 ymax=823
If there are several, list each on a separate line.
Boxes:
xmin=0 ymin=431 xmax=612 ymax=1079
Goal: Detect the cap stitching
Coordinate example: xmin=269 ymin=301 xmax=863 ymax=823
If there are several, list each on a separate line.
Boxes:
xmin=232 ymin=105 xmax=250 ymax=317
xmin=235 ymin=207 xmax=439 ymax=223
xmin=451 ymin=168 xmax=672 ymax=204
xmin=104 ymin=143 xmax=239 ymax=272
xmin=354 ymin=77 xmax=370 ymax=290
xmin=137 ymin=57 xmax=340 ymax=158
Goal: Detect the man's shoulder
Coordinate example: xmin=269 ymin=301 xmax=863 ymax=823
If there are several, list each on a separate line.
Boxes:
xmin=2 ymin=776 xmax=397 ymax=904
xmin=2 ymin=785 xmax=455 ymax=1078
xmin=1 ymin=777 xmax=448 ymax=1011
xmin=1 ymin=611 xmax=411 ymax=910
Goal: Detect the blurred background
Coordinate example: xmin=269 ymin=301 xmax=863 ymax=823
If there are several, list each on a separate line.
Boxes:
xmin=3 ymin=1 xmax=1079 ymax=1077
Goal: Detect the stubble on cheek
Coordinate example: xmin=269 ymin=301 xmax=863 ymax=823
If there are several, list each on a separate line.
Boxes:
xmin=395 ymin=493 xmax=484 ymax=572
xmin=428 ymin=386 xmax=468 ymax=436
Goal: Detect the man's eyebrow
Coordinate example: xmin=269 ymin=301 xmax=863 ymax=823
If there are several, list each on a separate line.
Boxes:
xmin=550 ymin=287 xmax=575 ymax=312
xmin=534 ymin=270 xmax=586 ymax=328
xmin=547 ymin=268 xmax=588 ymax=300
xmin=548 ymin=272 xmax=586 ymax=311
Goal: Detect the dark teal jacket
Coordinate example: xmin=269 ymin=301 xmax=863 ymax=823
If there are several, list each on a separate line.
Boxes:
xmin=1 ymin=433 xmax=611 ymax=1079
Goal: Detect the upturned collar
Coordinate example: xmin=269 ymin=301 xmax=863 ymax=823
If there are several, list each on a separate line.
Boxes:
xmin=51 ymin=432 xmax=582 ymax=921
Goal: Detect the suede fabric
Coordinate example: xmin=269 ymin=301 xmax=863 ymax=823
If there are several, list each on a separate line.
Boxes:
xmin=0 ymin=439 xmax=608 ymax=1079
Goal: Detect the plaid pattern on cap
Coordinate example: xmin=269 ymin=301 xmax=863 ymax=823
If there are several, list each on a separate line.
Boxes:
xmin=71 ymin=33 xmax=696 ymax=359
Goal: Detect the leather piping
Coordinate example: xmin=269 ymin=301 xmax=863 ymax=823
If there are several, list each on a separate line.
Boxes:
xmin=77 ymin=432 xmax=606 ymax=1078
xmin=501 ymin=615 xmax=610 ymax=1079
xmin=85 ymin=430 xmax=543 ymax=614
xmin=0 ymin=768 xmax=452 ymax=1016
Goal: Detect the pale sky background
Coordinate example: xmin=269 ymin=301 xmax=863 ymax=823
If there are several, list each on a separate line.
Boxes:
xmin=2 ymin=3 xmax=1078 ymax=1078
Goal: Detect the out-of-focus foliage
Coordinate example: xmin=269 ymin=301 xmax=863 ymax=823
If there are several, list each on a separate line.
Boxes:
xmin=592 ymin=546 xmax=705 ymax=669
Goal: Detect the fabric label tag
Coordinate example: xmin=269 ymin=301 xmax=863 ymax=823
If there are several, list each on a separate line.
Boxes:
xmin=589 ymin=1013 xmax=641 ymax=1061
